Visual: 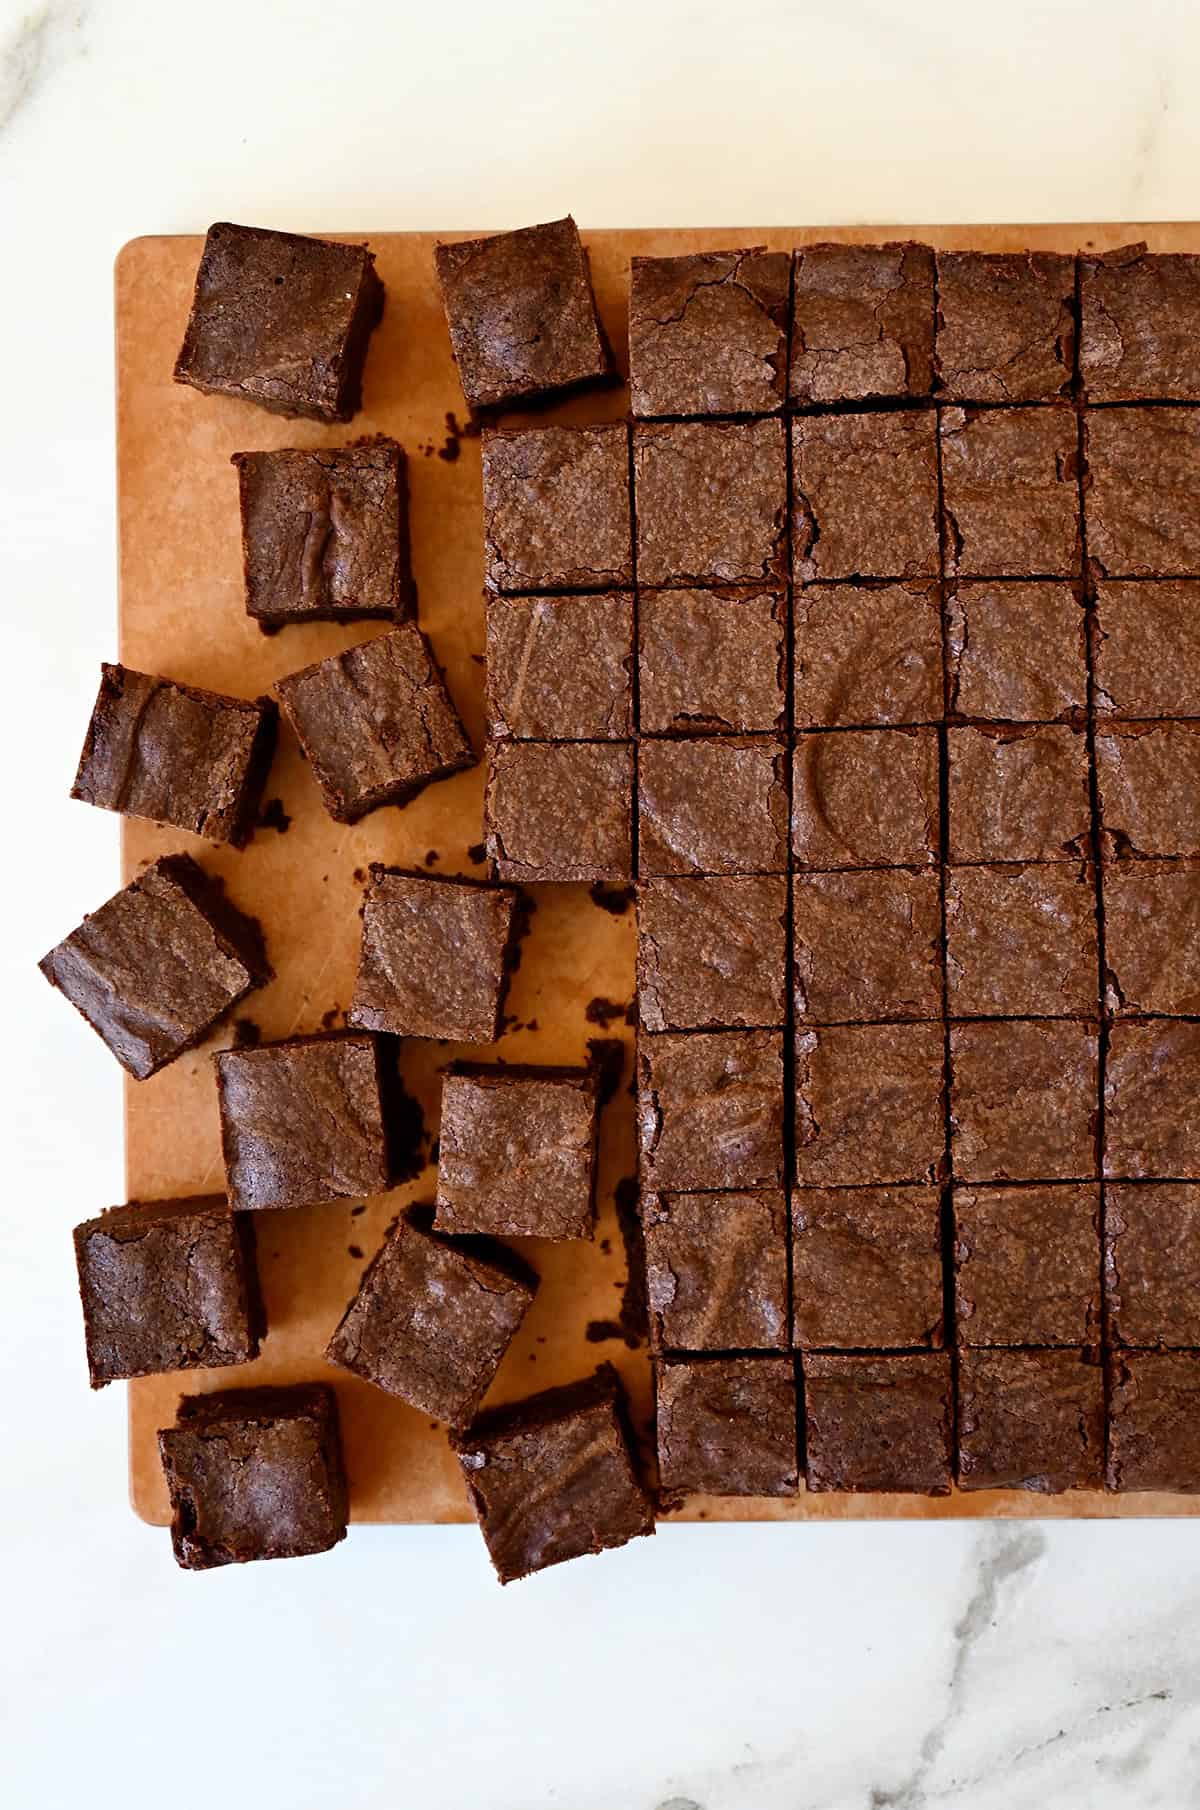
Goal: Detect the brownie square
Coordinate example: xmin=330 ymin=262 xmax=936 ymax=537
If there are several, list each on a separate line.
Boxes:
xmin=954 ymin=1184 xmax=1101 ymax=1347
xmin=482 ymin=425 xmax=632 ymax=594
xmin=643 ymin=1191 xmax=789 ymax=1351
xmin=434 ymin=217 xmax=611 ymax=413
xmin=74 ymin=1196 xmax=261 ymax=1388
xmin=1081 ymin=245 xmax=1200 ymax=402
xmin=1105 ymin=1021 xmax=1200 ymax=1178
xmin=174 ymin=223 xmax=382 ymax=422
xmin=935 ymin=250 xmax=1076 ymax=402
xmin=947 ymin=724 xmax=1092 ymax=864
xmin=794 ymin=1023 xmax=946 ymax=1186
xmin=637 ymin=875 xmax=787 ymax=1031
xmin=638 ymin=736 xmax=787 ymax=876
xmin=791 ymin=412 xmax=939 ymax=583
xmin=349 ymin=867 xmax=521 ymax=1042
xmin=793 ymin=868 xmax=942 ymax=1023
xmin=629 ymin=248 xmax=790 ymax=417
xmin=452 ymin=1367 xmax=654 ymax=1582
xmin=639 ymin=589 xmax=786 ymax=735
xmin=1107 ymin=1184 xmax=1200 ymax=1348
xmin=792 ymin=582 xmax=943 ymax=728
xmin=1086 ymin=409 xmax=1200 ymax=577
xmin=941 ymin=405 xmax=1081 ymax=579
xmin=656 ymin=1356 xmax=798 ymax=1497
xmin=1104 ymin=861 xmax=1200 ymax=1015
xmin=638 ymin=1030 xmax=784 ymax=1193
xmin=39 ymin=854 xmax=271 ymax=1081
xmin=158 ymin=1383 xmax=348 ymax=1569
xmin=216 ymin=1033 xmax=390 ymax=1211
xmin=436 ymin=1064 xmax=598 ymax=1239
xmin=485 ymin=741 xmax=634 ymax=883
xmin=957 ymin=1350 xmax=1104 ymax=1493
xmin=1109 ymin=1353 xmax=1200 ymax=1491
xmin=633 ymin=420 xmax=787 ymax=589
xmin=946 ymin=583 xmax=1088 ymax=722
xmin=945 ymin=863 xmax=1099 ymax=1018
xmin=231 ymin=440 xmax=408 ymax=628
xmin=326 ymin=1210 xmax=536 ymax=1427
xmin=485 ymin=592 xmax=633 ymax=740
xmin=792 ymin=729 xmax=939 ymax=871
xmin=1096 ymin=722 xmax=1200 ymax=860
xmin=274 ymin=626 xmax=471 ymax=824
xmin=791 ymin=1188 xmax=944 ymax=1349
xmin=71 ymin=664 xmax=276 ymax=847
xmin=803 ymin=1353 xmax=953 ymax=1495
xmin=950 ymin=1019 xmax=1099 ymax=1182
xmin=1094 ymin=581 xmax=1200 ymax=718
xmin=790 ymin=241 xmax=935 ymax=404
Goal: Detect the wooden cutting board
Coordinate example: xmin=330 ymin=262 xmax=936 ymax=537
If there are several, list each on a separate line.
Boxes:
xmin=117 ymin=222 xmax=1200 ymax=1525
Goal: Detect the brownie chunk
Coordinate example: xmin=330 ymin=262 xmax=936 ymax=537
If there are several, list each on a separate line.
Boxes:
xmin=1105 ymin=1021 xmax=1200 ymax=1178
xmin=1096 ymin=722 xmax=1200 ymax=860
xmin=947 ymin=724 xmax=1091 ymax=864
xmin=1086 ymin=409 xmax=1200 ymax=577
xmin=452 ymin=1366 xmax=653 ymax=1583
xmin=1104 ymin=862 xmax=1200 ymax=1015
xmin=793 ymin=868 xmax=941 ymax=1024
xmin=656 ymin=1356 xmax=798 ymax=1497
xmin=954 ymin=1184 xmax=1101 ymax=1347
xmin=794 ymin=1023 xmax=945 ymax=1186
xmin=485 ymin=592 xmax=633 ymax=740
xmin=1109 ymin=1353 xmax=1200 ymax=1491
xmin=637 ymin=875 xmax=787 ymax=1031
xmin=958 ymin=1350 xmax=1104 ymax=1493
xmin=436 ymin=1064 xmax=598 ymax=1239
xmin=1107 ymin=1184 xmax=1200 ymax=1348
xmin=1081 ymin=244 xmax=1200 ymax=402
xmin=633 ymin=420 xmax=787 ymax=588
xmin=790 ymin=241 xmax=935 ymax=404
xmin=945 ymin=863 xmax=1099 ymax=1018
xmin=274 ymin=625 xmax=471 ymax=823
xmin=950 ymin=1019 xmax=1099 ymax=1182
xmin=639 ymin=589 xmax=786 ymax=735
xmin=638 ymin=737 xmax=787 ymax=876
xmin=216 ymin=1033 xmax=389 ymax=1211
xmin=72 ymin=664 xmax=276 ymax=846
xmin=174 ymin=223 xmax=382 ymax=422
xmin=804 ymin=1354 xmax=953 ymax=1495
xmin=629 ymin=248 xmax=790 ymax=417
xmin=231 ymin=440 xmax=408 ymax=628
xmin=485 ymin=741 xmax=633 ymax=883
xmin=792 ymin=729 xmax=939 ymax=871
xmin=39 ymin=854 xmax=270 ymax=1080
xmin=791 ymin=1188 xmax=944 ymax=1349
xmin=644 ymin=1191 xmax=788 ymax=1351
xmin=792 ymin=412 xmax=939 ymax=583
xmin=792 ymin=582 xmax=943 ymax=729
xmin=1094 ymin=581 xmax=1200 ymax=718
xmin=74 ymin=1196 xmax=261 ymax=1388
xmin=349 ymin=867 xmax=521 ymax=1042
xmin=935 ymin=250 xmax=1075 ymax=402
xmin=941 ymin=406 xmax=1081 ymax=579
xmin=434 ymin=217 xmax=611 ymax=413
xmin=326 ymin=1210 xmax=536 ymax=1427
xmin=158 ymin=1383 xmax=348 ymax=1569
xmin=482 ymin=425 xmax=632 ymax=594
xmin=638 ymin=1030 xmax=784 ymax=1192
xmin=946 ymin=583 xmax=1088 ymax=722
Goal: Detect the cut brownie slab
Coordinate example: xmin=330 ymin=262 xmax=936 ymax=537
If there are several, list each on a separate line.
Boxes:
xmin=1093 ymin=581 xmax=1200 ymax=718
xmin=629 ymin=248 xmax=790 ymax=417
xmin=1109 ymin=1353 xmax=1200 ymax=1490
xmin=1107 ymin=1184 xmax=1200 ymax=1348
xmin=638 ymin=1030 xmax=785 ymax=1193
xmin=803 ymin=1353 xmax=953 ymax=1495
xmin=1103 ymin=862 xmax=1200 ymax=1015
xmin=954 ymin=1184 xmax=1101 ymax=1347
xmin=941 ymin=405 xmax=1081 ymax=579
xmin=637 ymin=875 xmax=787 ymax=1031
xmin=1095 ymin=722 xmax=1200 ymax=859
xmin=946 ymin=583 xmax=1088 ymax=722
xmin=485 ymin=592 xmax=633 ymax=740
xmin=1080 ymin=244 xmax=1200 ymax=402
xmin=482 ymin=424 xmax=632 ymax=594
xmin=957 ymin=1349 xmax=1104 ymax=1493
xmin=656 ymin=1356 xmax=798 ymax=1498
xmin=639 ymin=589 xmax=786 ymax=735
xmin=791 ymin=1188 xmax=944 ymax=1349
xmin=1086 ymin=408 xmax=1200 ymax=577
xmin=792 ymin=868 xmax=942 ymax=1023
xmin=1105 ymin=1021 xmax=1200 ymax=1178
xmin=643 ymin=1191 xmax=789 ymax=1352
xmin=791 ymin=412 xmax=939 ymax=582
xmin=435 ymin=1064 xmax=599 ymax=1240
xmin=790 ymin=242 xmax=935 ymax=404
xmin=792 ymin=582 xmax=943 ymax=729
xmin=485 ymin=741 xmax=634 ymax=883
xmin=793 ymin=1023 xmax=946 ymax=1187
xmin=946 ymin=724 xmax=1092 ymax=864
xmin=638 ymin=736 xmax=788 ymax=876
xmin=792 ymin=729 xmax=939 ymax=871
xmin=944 ymin=863 xmax=1099 ymax=1018
xmin=950 ymin=1019 xmax=1100 ymax=1183
xmin=633 ymin=419 xmax=787 ymax=588
xmin=935 ymin=250 xmax=1075 ymax=402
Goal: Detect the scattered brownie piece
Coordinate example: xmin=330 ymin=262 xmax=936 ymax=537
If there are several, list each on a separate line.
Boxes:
xmin=946 ymin=583 xmax=1088 ymax=721
xmin=794 ymin=1023 xmax=946 ymax=1186
xmin=39 ymin=854 xmax=271 ymax=1080
xmin=950 ymin=1019 xmax=1099 ymax=1182
xmin=792 ymin=868 xmax=942 ymax=1023
xmin=656 ymin=1356 xmax=798 ymax=1497
xmin=935 ymin=250 xmax=1076 ymax=401
xmin=174 ymin=223 xmax=382 ymax=422
xmin=954 ymin=1184 xmax=1101 ymax=1347
xmin=1094 ymin=581 xmax=1200 ymax=718
xmin=792 ymin=412 xmax=940 ymax=582
xmin=1105 ymin=1020 xmax=1200 ymax=1178
xmin=1080 ymin=244 xmax=1200 ymax=401
xmin=1107 ymin=1184 xmax=1200 ymax=1348
xmin=791 ymin=1188 xmax=944 ymax=1349
xmin=482 ymin=424 xmax=632 ymax=593
xmin=638 ymin=736 xmax=788 ymax=875
xmin=941 ymin=405 xmax=1081 ymax=578
xmin=629 ymin=248 xmax=790 ymax=417
xmin=644 ymin=1191 xmax=789 ymax=1351
xmin=1086 ymin=408 xmax=1200 ymax=577
xmin=436 ymin=1064 xmax=598 ymax=1239
xmin=639 ymin=588 xmax=786 ymax=734
xmin=945 ymin=863 xmax=1099 ymax=1017
xmin=485 ymin=592 xmax=633 ymax=739
xmin=946 ymin=724 xmax=1092 ymax=864
xmin=957 ymin=1349 xmax=1104 ymax=1493
xmin=633 ymin=419 xmax=787 ymax=588
xmin=1104 ymin=861 xmax=1200 ymax=1014
xmin=71 ymin=664 xmax=276 ymax=846
xmin=349 ymin=867 xmax=521 ymax=1042
xmin=792 ymin=728 xmax=939 ymax=870
xmin=637 ymin=875 xmax=787 ymax=1030
xmin=792 ymin=583 xmax=943 ymax=728
xmin=485 ymin=741 xmax=634 ymax=882
xmin=804 ymin=1353 xmax=953 ymax=1495
xmin=1109 ymin=1353 xmax=1200 ymax=1491
xmin=790 ymin=241 xmax=935 ymax=404
xmin=1096 ymin=722 xmax=1200 ymax=859
xmin=638 ymin=1030 xmax=784 ymax=1192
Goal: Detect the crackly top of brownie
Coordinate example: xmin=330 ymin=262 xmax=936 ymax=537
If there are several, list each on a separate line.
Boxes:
xmin=629 ymin=248 xmax=790 ymax=416
xmin=946 ymin=583 xmax=1088 ymax=722
xmin=941 ymin=405 xmax=1081 ymax=578
xmin=639 ymin=588 xmax=786 ymax=735
xmin=485 ymin=592 xmax=633 ymax=739
xmin=482 ymin=424 xmax=632 ymax=593
xmin=790 ymin=241 xmax=935 ymax=404
xmin=792 ymin=411 xmax=940 ymax=583
xmin=1081 ymin=243 xmax=1200 ymax=402
xmin=633 ymin=419 xmax=787 ymax=588
xmin=1095 ymin=721 xmax=1200 ymax=859
xmin=935 ymin=250 xmax=1075 ymax=402
xmin=1085 ymin=408 xmax=1200 ymax=578
xmin=638 ymin=736 xmax=788 ymax=875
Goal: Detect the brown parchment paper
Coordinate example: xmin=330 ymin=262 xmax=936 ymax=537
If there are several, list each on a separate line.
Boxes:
xmin=118 ymin=224 xmax=1200 ymax=1526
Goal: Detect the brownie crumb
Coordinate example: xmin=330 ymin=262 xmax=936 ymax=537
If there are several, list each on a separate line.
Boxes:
xmin=352 ymin=867 xmax=366 ymax=884
xmin=600 ymin=1237 xmax=612 ymax=1255
xmin=257 ymin=797 xmax=291 ymax=834
xmin=320 ymin=1006 xmax=343 ymax=1031
xmin=231 ymin=1017 xmax=262 ymax=1049
xmin=525 ymin=1018 xmax=539 ymax=1032
xmin=586 ymin=1037 xmax=626 ymax=1108
xmin=438 ymin=410 xmax=479 ymax=462
xmin=350 ymin=1203 xmax=367 ymax=1217
xmin=467 ymin=842 xmax=487 ymax=866
xmin=347 ymin=1244 xmax=364 ymax=1260
xmin=376 ymin=1041 xmax=428 ymax=1184
xmin=612 ymin=1174 xmax=649 ymax=1348
xmin=589 ymin=882 xmax=636 ymax=916
xmin=429 ymin=1138 xmax=440 ymax=1166
xmin=585 ymin=996 xmax=630 ymax=1028
xmin=586 ymin=1319 xmax=625 ymax=1344
xmin=423 ymin=849 xmax=439 ymax=867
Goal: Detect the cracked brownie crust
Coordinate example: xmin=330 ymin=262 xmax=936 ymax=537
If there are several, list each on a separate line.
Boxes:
xmin=644 ymin=1190 xmax=789 ymax=1351
xmin=629 ymin=248 xmax=790 ymax=417
xmin=633 ymin=419 xmax=787 ymax=588
xmin=1081 ymin=244 xmax=1200 ymax=402
xmin=791 ymin=411 xmax=939 ymax=582
xmin=941 ymin=405 xmax=1081 ymax=578
xmin=639 ymin=588 xmax=786 ymax=735
xmin=935 ymin=250 xmax=1075 ymax=401
xmin=485 ymin=592 xmax=633 ymax=739
xmin=639 ymin=736 xmax=788 ymax=875
xmin=639 ymin=1029 xmax=784 ymax=1192
xmin=790 ymin=241 xmax=935 ymax=404
xmin=483 ymin=424 xmax=632 ymax=593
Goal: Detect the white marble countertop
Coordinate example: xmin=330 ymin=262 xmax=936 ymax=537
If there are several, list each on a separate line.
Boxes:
xmin=5 ymin=2 xmax=1200 ymax=1805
